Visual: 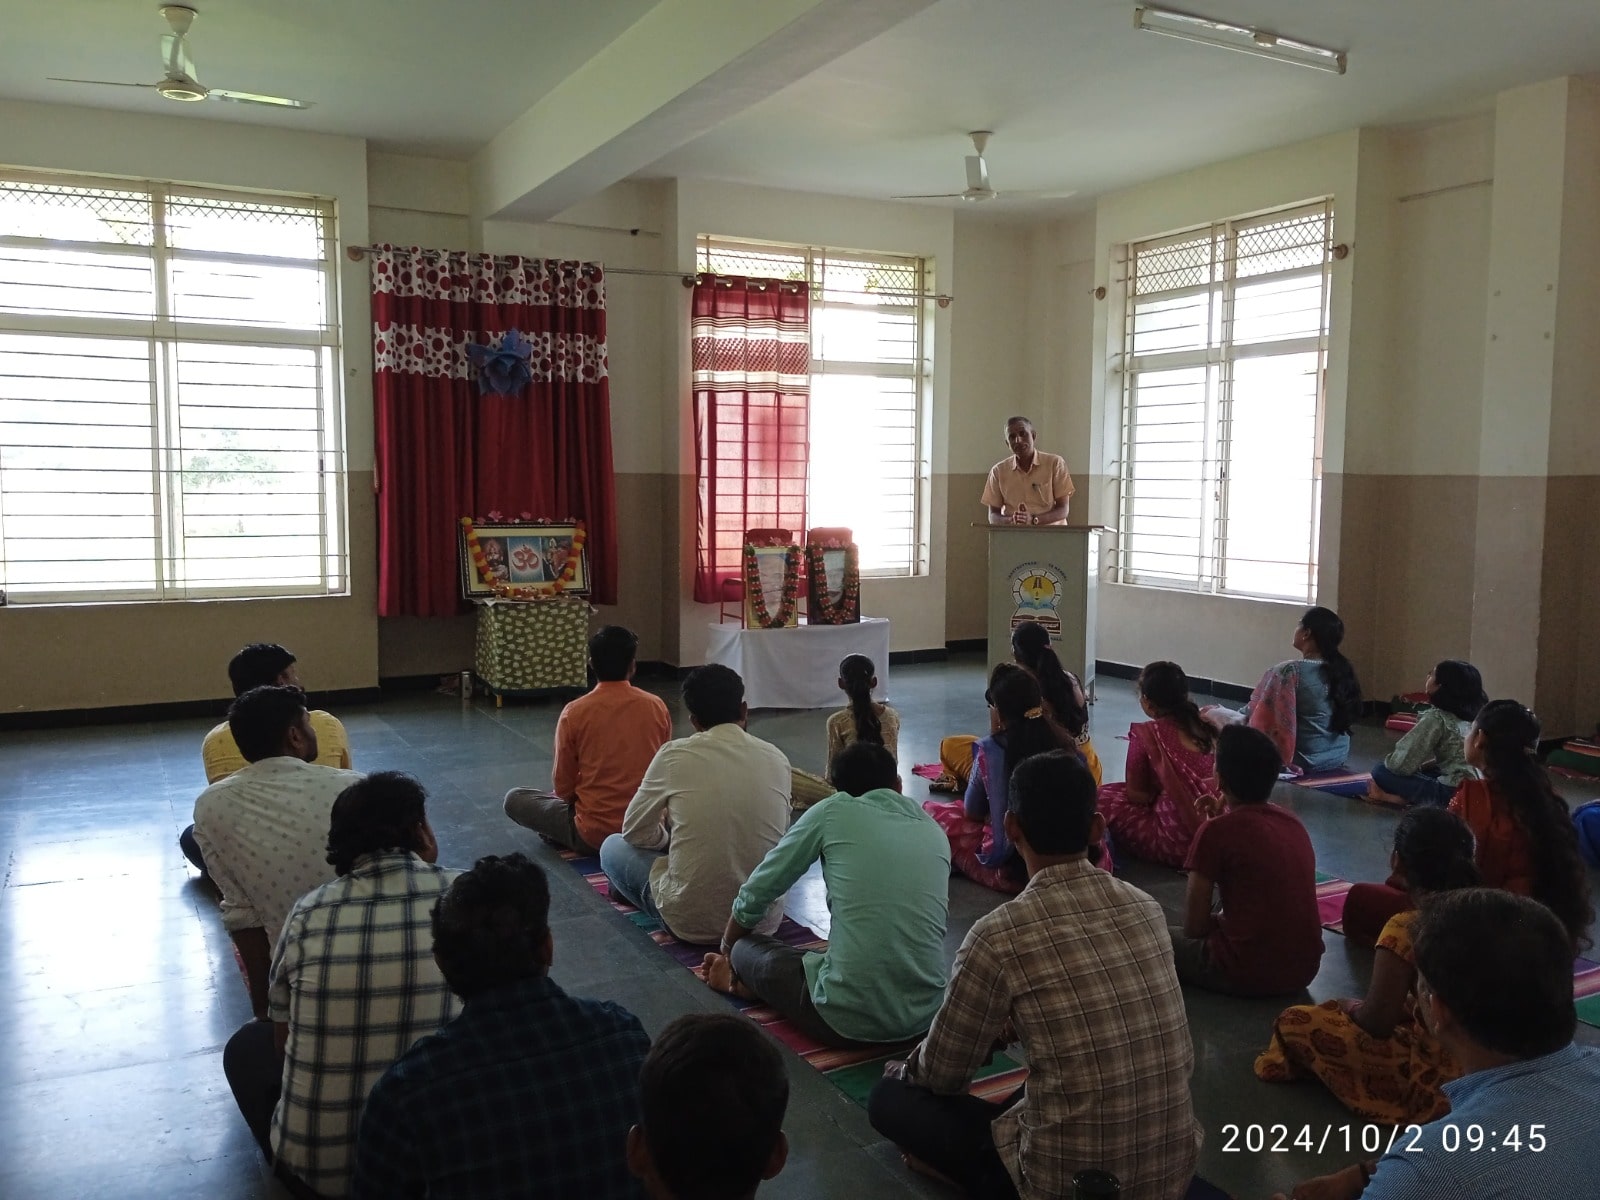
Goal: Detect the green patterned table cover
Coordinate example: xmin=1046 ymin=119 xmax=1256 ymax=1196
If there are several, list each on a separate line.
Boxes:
xmin=473 ymin=598 xmax=590 ymax=694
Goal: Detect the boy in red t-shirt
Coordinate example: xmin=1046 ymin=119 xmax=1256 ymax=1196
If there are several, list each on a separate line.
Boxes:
xmin=1172 ymin=724 xmax=1324 ymax=996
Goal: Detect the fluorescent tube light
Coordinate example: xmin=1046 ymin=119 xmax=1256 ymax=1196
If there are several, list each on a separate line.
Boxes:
xmin=1134 ymin=6 xmax=1347 ymax=75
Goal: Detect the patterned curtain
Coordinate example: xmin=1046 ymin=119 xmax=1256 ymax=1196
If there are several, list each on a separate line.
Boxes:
xmin=371 ymin=246 xmax=618 ymax=615
xmin=691 ymin=275 xmax=810 ymax=603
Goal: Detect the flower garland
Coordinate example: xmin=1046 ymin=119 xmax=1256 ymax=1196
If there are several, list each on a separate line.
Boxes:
xmin=806 ymin=542 xmax=860 ymax=625
xmin=743 ymin=543 xmax=802 ymax=629
xmin=462 ymin=516 xmax=587 ymax=600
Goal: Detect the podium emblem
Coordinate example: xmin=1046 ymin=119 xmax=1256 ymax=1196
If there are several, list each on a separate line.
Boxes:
xmin=1008 ymin=561 xmax=1064 ymax=635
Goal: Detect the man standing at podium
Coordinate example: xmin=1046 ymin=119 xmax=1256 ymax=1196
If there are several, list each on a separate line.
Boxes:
xmin=983 ymin=416 xmax=1074 ymax=525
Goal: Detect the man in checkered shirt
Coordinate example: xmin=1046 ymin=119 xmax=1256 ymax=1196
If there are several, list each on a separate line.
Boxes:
xmin=869 ymin=750 xmax=1202 ymax=1200
xmin=223 ymin=771 xmax=459 ymax=1199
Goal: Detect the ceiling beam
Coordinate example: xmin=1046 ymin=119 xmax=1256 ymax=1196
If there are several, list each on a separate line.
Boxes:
xmin=471 ymin=0 xmax=934 ymax=222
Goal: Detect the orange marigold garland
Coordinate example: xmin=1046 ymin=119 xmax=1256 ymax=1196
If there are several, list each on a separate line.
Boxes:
xmin=743 ymin=543 xmax=802 ymax=629
xmin=462 ymin=517 xmax=587 ymax=600
xmin=806 ymin=542 xmax=860 ymax=625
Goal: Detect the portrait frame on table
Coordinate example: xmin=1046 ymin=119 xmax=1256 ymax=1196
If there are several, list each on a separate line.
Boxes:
xmin=459 ymin=520 xmax=589 ymax=599
xmin=743 ymin=542 xmax=802 ymax=629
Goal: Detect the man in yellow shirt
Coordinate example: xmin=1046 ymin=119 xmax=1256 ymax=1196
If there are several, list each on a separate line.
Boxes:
xmin=180 ymin=642 xmax=352 ymax=874
xmin=982 ymin=416 xmax=1074 ymax=526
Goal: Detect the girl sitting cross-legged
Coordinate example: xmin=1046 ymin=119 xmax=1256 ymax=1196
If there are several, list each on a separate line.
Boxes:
xmin=1366 ymin=659 xmax=1486 ymax=808
xmin=791 ymin=654 xmax=902 ymax=814
xmin=1099 ymin=660 xmax=1218 ymax=868
xmin=923 ymin=663 xmax=1111 ymax=893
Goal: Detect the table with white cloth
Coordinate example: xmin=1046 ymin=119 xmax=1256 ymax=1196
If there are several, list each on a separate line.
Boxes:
xmin=705 ymin=617 xmax=891 ymax=709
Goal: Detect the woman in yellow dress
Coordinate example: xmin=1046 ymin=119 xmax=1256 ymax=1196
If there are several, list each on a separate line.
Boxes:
xmin=1253 ymin=807 xmax=1479 ymax=1124
xmin=934 ymin=621 xmax=1101 ymax=792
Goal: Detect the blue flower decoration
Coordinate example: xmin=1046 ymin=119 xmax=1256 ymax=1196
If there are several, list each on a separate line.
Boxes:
xmin=465 ymin=329 xmax=535 ymax=397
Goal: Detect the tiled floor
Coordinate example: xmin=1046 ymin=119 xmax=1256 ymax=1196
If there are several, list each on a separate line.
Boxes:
xmin=1 ymin=656 xmax=1596 ymax=1199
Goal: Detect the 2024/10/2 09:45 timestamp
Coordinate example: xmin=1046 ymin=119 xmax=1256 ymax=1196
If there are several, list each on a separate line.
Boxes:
xmin=1220 ymin=1123 xmax=1549 ymax=1155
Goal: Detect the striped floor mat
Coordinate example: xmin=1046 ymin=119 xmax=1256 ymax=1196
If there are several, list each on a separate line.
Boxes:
xmin=1291 ymin=767 xmax=1383 ymax=800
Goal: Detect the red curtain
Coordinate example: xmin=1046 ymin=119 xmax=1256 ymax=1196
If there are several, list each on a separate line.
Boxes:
xmin=691 ymin=276 xmax=810 ymax=603
xmin=371 ymin=247 xmax=618 ymax=615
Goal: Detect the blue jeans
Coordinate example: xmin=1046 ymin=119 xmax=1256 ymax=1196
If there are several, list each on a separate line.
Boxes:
xmin=598 ymin=834 xmax=663 ymax=918
xmin=1371 ymin=761 xmax=1456 ymax=807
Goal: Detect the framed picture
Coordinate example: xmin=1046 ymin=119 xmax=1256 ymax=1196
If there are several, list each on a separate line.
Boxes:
xmin=460 ymin=520 xmax=589 ymax=599
xmin=743 ymin=542 xmax=801 ymax=628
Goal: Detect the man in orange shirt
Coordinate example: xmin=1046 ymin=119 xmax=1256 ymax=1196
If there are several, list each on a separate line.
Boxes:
xmin=982 ymin=416 xmax=1074 ymax=526
xmin=505 ymin=626 xmax=673 ymax=856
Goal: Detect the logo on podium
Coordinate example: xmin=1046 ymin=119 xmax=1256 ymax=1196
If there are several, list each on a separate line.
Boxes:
xmin=1008 ymin=561 xmax=1064 ymax=636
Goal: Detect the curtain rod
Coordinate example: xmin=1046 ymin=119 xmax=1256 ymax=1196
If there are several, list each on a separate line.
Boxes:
xmin=345 ymin=244 xmax=953 ymax=305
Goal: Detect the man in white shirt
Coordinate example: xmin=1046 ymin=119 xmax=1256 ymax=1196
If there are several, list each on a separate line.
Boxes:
xmin=600 ymin=665 xmax=791 ymax=945
xmin=193 ymin=685 xmax=361 ymax=1017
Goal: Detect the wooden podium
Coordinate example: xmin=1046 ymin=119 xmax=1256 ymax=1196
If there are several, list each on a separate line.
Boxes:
xmin=979 ymin=524 xmax=1103 ymax=693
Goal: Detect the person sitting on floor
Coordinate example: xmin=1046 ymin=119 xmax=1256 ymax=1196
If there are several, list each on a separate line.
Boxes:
xmin=628 ymin=1013 xmax=789 ymax=1200
xmin=792 ymin=653 xmax=901 ymax=813
xmin=182 ymin=642 xmax=353 ymax=874
xmin=702 ymin=741 xmax=951 ymax=1049
xmin=601 ymin=664 xmax=791 ymax=945
xmin=193 ymin=685 xmax=361 ymax=1016
xmin=1203 ymin=606 xmax=1362 ymax=773
xmin=1010 ymin=620 xmax=1102 ymax=782
xmin=1171 ymin=724 xmax=1323 ymax=996
xmin=224 ymin=771 xmax=458 ymax=1200
xmin=1256 ymin=807 xmax=1478 ymax=1125
xmin=504 ymin=625 xmax=672 ymax=856
xmin=1272 ymin=889 xmax=1600 ymax=1200
xmin=925 ymin=664 xmax=1109 ymax=894
xmin=932 ymin=622 xmax=1100 ymax=793
xmin=1449 ymin=698 xmax=1593 ymax=949
xmin=870 ymin=750 xmax=1200 ymax=1200
xmin=1099 ymin=660 xmax=1218 ymax=868
xmin=1366 ymin=659 xmax=1486 ymax=808
xmin=351 ymin=853 xmax=651 ymax=1200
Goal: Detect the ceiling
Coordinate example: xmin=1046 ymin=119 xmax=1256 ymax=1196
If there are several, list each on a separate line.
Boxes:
xmin=4 ymin=1 xmax=1600 ymax=211
xmin=0 ymin=0 xmax=661 ymax=158
xmin=639 ymin=0 xmax=1600 ymax=214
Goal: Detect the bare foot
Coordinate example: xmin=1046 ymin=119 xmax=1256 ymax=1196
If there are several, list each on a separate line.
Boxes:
xmin=901 ymin=1153 xmax=960 ymax=1189
xmin=701 ymin=952 xmax=755 ymax=999
xmin=1364 ymin=782 xmax=1402 ymax=806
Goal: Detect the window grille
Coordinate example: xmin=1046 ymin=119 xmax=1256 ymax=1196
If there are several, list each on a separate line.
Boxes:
xmin=0 ymin=174 xmax=344 ymax=603
xmin=1117 ymin=199 xmax=1332 ymax=603
xmin=697 ymin=236 xmax=930 ymax=577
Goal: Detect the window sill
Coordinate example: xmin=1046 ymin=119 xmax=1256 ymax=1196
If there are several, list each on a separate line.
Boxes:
xmin=1 ymin=590 xmax=352 ymax=611
xmin=1102 ymin=578 xmax=1311 ymax=609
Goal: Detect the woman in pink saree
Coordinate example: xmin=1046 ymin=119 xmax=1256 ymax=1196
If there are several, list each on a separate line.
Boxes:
xmin=1100 ymin=661 xmax=1219 ymax=867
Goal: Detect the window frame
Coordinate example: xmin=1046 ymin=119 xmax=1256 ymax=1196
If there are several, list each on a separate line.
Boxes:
xmin=1114 ymin=199 xmax=1333 ymax=604
xmin=696 ymin=235 xmax=933 ymax=579
xmin=0 ymin=170 xmax=346 ymax=606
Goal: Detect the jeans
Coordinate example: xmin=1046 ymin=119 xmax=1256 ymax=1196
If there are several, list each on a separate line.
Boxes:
xmin=598 ymin=834 xmax=663 ymax=919
xmin=223 ymin=1020 xmax=330 ymax=1200
xmin=503 ymin=788 xmax=601 ymax=856
xmin=868 ymin=1076 xmax=1024 ymax=1200
xmin=179 ymin=824 xmax=207 ymax=874
xmin=1370 ymin=761 xmax=1457 ymax=807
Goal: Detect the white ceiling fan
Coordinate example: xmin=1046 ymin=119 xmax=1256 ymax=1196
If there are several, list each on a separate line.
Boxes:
xmin=892 ymin=130 xmax=1075 ymax=204
xmin=49 ymin=5 xmax=312 ymax=110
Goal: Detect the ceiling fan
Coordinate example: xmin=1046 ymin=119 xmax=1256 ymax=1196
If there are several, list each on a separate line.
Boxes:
xmin=49 ymin=5 xmax=312 ymax=110
xmin=892 ymin=130 xmax=1075 ymax=204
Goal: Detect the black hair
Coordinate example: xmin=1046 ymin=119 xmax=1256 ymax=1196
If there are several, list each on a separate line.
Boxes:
xmin=325 ymin=772 xmax=429 ymax=876
xmin=1392 ymin=807 xmax=1480 ymax=895
xmin=430 ymin=853 xmax=551 ymax=1001
xmin=1473 ymin=700 xmax=1593 ymax=949
xmin=828 ymin=740 xmax=897 ymax=797
xmin=682 ymin=664 xmax=744 ymax=728
xmin=227 ymin=684 xmax=308 ymax=764
xmin=588 ymin=625 xmax=639 ymax=683
xmin=639 ymin=1013 xmax=788 ymax=1200
xmin=1007 ymin=749 xmax=1097 ymax=857
xmin=1413 ymin=888 xmax=1576 ymax=1059
xmin=1011 ymin=621 xmax=1088 ymax=738
xmin=988 ymin=662 xmax=1067 ymax=795
xmin=1137 ymin=660 xmax=1214 ymax=753
xmin=1299 ymin=607 xmax=1363 ymax=734
xmin=228 ymin=642 xmax=296 ymax=697
xmin=1428 ymin=660 xmax=1487 ymax=723
xmin=1214 ymin=724 xmax=1281 ymax=804
xmin=838 ymin=654 xmax=883 ymax=746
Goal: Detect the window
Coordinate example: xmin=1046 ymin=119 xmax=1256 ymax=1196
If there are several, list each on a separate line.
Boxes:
xmin=697 ymin=236 xmax=929 ymax=576
xmin=1116 ymin=200 xmax=1332 ymax=603
xmin=0 ymin=173 xmax=344 ymax=604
